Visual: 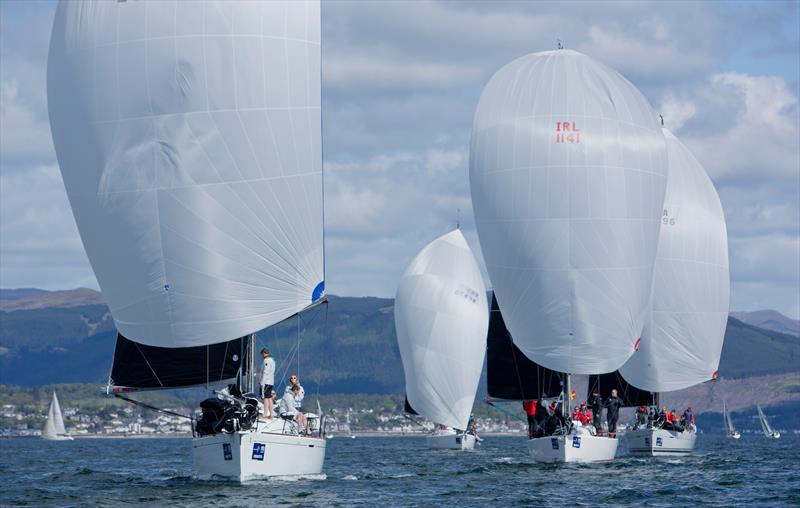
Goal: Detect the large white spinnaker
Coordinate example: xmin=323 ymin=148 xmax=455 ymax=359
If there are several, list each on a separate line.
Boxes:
xmin=395 ymin=229 xmax=489 ymax=430
xmin=619 ymin=129 xmax=729 ymax=392
xmin=47 ymin=0 xmax=324 ymax=348
xmin=469 ymin=50 xmax=667 ymax=374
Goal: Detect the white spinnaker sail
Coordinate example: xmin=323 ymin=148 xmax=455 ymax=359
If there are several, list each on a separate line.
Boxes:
xmin=619 ymin=129 xmax=729 ymax=392
xmin=469 ymin=50 xmax=667 ymax=374
xmin=395 ymin=230 xmax=489 ymax=430
xmin=47 ymin=1 xmax=324 ymax=348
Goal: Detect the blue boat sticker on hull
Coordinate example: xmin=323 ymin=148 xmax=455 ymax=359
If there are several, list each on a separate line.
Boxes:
xmin=223 ymin=443 xmax=232 ymax=461
xmin=656 ymin=437 xmax=663 ymax=447
xmin=551 ymin=438 xmax=559 ymax=450
xmin=572 ymin=436 xmax=581 ymax=448
xmin=252 ymin=442 xmax=265 ymax=461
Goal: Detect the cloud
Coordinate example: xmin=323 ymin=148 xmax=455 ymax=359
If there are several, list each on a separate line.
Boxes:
xmin=0 ymin=0 xmax=798 ymax=320
xmin=0 ymin=164 xmax=96 ymax=290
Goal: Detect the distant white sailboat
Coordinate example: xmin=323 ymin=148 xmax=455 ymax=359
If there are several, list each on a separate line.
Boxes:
xmin=395 ymin=229 xmax=488 ymax=451
xmin=757 ymin=405 xmax=780 ymax=439
xmin=723 ymin=400 xmax=741 ymax=439
xmin=42 ymin=392 xmax=72 ymax=441
xmin=470 ymin=49 xmax=668 ymax=463
xmin=345 ymin=410 xmax=356 ymax=439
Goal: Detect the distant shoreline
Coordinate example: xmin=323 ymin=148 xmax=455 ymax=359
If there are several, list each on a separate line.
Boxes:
xmin=2 ymin=431 xmax=527 ymax=440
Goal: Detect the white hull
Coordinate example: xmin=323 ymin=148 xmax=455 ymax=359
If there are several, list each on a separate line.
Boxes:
xmin=42 ymin=434 xmax=73 ymax=441
xmin=426 ymin=431 xmax=476 ymax=450
xmin=192 ymin=424 xmax=325 ymax=481
xmin=623 ymin=428 xmax=696 ymax=457
xmin=727 ymin=432 xmax=741 ymax=440
xmin=527 ymin=429 xmax=618 ymax=463
xmin=767 ymin=432 xmax=781 ymax=439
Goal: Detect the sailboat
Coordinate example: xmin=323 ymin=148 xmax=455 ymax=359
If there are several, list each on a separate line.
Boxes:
xmin=613 ymin=127 xmax=730 ymax=457
xmin=469 ymin=49 xmax=668 ymax=463
xmin=345 ymin=410 xmax=356 ymax=439
xmin=395 ymin=229 xmax=488 ymax=450
xmin=723 ymin=400 xmax=741 ymax=439
xmin=42 ymin=392 xmax=73 ymax=441
xmin=757 ymin=405 xmax=780 ymax=439
xmin=47 ymin=0 xmax=327 ymax=481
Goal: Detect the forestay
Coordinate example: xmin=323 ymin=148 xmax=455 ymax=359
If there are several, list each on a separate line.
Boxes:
xmin=469 ymin=50 xmax=667 ymax=374
xmin=619 ymin=129 xmax=729 ymax=392
xmin=395 ymin=230 xmax=489 ymax=430
xmin=47 ymin=0 xmax=324 ymax=349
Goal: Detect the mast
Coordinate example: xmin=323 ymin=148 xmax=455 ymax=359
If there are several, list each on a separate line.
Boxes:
xmin=564 ymin=373 xmax=572 ymax=416
xmin=249 ymin=334 xmax=256 ymax=395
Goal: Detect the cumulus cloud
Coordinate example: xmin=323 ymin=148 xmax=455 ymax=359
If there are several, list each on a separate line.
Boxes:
xmin=0 ymin=0 xmax=798 ymax=319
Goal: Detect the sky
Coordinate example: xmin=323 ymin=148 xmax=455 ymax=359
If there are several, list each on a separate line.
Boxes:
xmin=1 ymin=0 xmax=799 ymax=318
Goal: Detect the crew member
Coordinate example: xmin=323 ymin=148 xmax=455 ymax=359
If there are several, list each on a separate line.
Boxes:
xmin=523 ymin=400 xmax=538 ymax=439
xmin=260 ymin=348 xmax=276 ymax=419
xmin=604 ymin=389 xmax=622 ymax=437
xmin=588 ymin=389 xmax=603 ymax=433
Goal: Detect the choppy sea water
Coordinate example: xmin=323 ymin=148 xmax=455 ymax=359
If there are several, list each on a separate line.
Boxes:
xmin=1 ymin=434 xmax=798 ymax=507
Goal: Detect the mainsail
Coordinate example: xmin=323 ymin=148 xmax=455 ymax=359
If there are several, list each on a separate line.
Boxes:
xmin=723 ymin=399 xmax=735 ymax=434
xmin=469 ymin=50 xmax=667 ymax=374
xmin=47 ymin=1 xmax=324 ymax=390
xmin=486 ymin=293 xmax=564 ymax=401
xmin=619 ymin=129 xmax=729 ymax=392
xmin=394 ymin=230 xmax=489 ymax=430
xmin=757 ymin=405 xmax=774 ymax=435
xmin=586 ymin=371 xmax=654 ymax=408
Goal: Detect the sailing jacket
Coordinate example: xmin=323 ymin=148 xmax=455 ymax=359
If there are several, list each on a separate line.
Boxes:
xmin=261 ymin=356 xmax=276 ymax=385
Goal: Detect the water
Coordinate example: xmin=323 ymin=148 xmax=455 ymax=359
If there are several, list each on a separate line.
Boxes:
xmin=1 ymin=435 xmax=798 ymax=507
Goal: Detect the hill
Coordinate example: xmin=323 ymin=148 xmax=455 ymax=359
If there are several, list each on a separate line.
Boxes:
xmin=730 ymin=310 xmax=800 ymax=337
xmin=1 ymin=289 xmax=799 ymax=393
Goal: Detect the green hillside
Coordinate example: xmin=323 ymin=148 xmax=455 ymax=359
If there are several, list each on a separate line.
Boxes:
xmin=1 ymin=292 xmax=798 ymax=392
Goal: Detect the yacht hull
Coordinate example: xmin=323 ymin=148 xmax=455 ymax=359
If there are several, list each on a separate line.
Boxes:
xmin=527 ymin=432 xmax=618 ymax=463
xmin=623 ymin=428 xmax=696 ymax=457
xmin=426 ymin=431 xmax=476 ymax=450
xmin=192 ymin=426 xmax=325 ymax=481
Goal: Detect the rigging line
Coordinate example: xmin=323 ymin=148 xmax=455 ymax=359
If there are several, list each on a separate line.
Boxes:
xmin=485 ymin=400 xmax=527 ymax=424
xmin=133 ymin=342 xmax=164 ymax=388
xmin=402 ymin=413 xmax=427 ymax=429
xmin=220 ymin=340 xmax=231 ymax=383
xmin=113 ymin=394 xmax=194 ymax=421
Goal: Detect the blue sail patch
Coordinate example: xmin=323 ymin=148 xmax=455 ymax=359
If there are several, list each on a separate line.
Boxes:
xmin=312 ymin=281 xmax=325 ymax=302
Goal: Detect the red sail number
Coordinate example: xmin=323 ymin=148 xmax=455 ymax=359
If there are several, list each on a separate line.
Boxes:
xmin=556 ymin=121 xmax=580 ymax=143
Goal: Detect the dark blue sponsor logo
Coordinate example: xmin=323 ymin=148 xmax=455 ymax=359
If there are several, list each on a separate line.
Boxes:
xmin=645 ymin=438 xmax=650 ymax=446
xmin=572 ymin=436 xmax=581 ymax=448
xmin=656 ymin=437 xmax=663 ymax=447
xmin=551 ymin=438 xmax=559 ymax=450
xmin=223 ymin=443 xmax=232 ymax=461
xmin=252 ymin=442 xmax=265 ymax=461
xmin=456 ymin=436 xmax=462 ymax=444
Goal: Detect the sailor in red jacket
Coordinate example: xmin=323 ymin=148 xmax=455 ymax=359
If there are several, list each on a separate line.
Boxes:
xmin=523 ymin=400 xmax=538 ymax=438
